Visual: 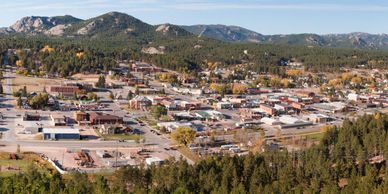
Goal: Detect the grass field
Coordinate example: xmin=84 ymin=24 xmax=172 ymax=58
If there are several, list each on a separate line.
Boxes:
xmin=304 ymin=132 xmax=325 ymax=141
xmin=94 ymin=129 xmax=142 ymax=141
xmin=178 ymin=146 xmax=201 ymax=163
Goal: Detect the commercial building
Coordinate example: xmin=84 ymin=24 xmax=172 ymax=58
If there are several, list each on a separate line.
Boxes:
xmin=311 ymin=102 xmax=347 ymax=113
xmin=145 ymin=157 xmax=164 ymax=166
xmin=23 ymin=113 xmax=41 ymax=121
xmin=260 ymin=104 xmax=277 ymax=116
xmin=278 ymin=115 xmax=313 ymax=129
xmin=42 ymin=128 xmax=80 ymax=140
xmin=89 ymin=112 xmax=123 ymax=125
xmin=304 ymin=114 xmax=330 ymax=124
xmin=261 ymin=117 xmax=281 ymax=126
xmin=49 ymin=85 xmax=79 ymax=98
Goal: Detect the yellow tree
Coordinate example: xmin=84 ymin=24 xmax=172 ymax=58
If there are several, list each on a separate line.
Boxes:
xmin=351 ymin=76 xmax=362 ymax=85
xmin=281 ymin=78 xmax=290 ymax=88
xmin=270 ymin=77 xmax=282 ymax=88
xmin=286 ymin=69 xmax=304 ymax=77
xmin=232 ymin=84 xmax=247 ymax=94
xmin=171 ymin=127 xmax=197 ymax=146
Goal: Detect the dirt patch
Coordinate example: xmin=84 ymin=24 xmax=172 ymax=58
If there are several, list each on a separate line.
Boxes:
xmin=11 ymin=75 xmax=63 ymax=92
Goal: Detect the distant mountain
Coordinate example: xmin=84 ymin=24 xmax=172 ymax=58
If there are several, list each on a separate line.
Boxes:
xmin=181 ymin=24 xmax=266 ymax=43
xmin=7 ymin=15 xmax=82 ymax=35
xmin=182 ymin=24 xmax=388 ymax=50
xmin=1 ymin=12 xmax=194 ymax=41
xmin=2 ymin=12 xmax=388 ymax=50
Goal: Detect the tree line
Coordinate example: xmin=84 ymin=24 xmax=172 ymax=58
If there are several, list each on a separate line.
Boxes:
xmin=0 ymin=113 xmax=387 ymax=193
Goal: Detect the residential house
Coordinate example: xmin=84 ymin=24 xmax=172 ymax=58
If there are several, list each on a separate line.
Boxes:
xmin=129 ymin=96 xmax=152 ymax=110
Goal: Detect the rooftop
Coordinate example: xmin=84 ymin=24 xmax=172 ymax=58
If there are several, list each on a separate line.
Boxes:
xmin=42 ymin=128 xmax=80 ymax=134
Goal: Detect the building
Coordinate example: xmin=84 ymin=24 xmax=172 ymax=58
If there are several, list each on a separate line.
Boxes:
xmin=23 ymin=113 xmax=41 ymax=121
xmin=261 ymin=117 xmax=281 ymax=126
xmin=216 ymin=102 xmax=232 ymax=110
xmin=274 ymin=103 xmax=292 ymax=113
xmin=196 ymin=110 xmax=225 ymax=121
xmin=89 ymin=112 xmax=123 ymax=125
xmin=50 ymin=114 xmax=68 ymax=126
xmin=304 ymin=114 xmax=330 ymax=123
xmin=311 ymin=102 xmax=347 ymax=113
xmin=260 ymin=104 xmax=277 ymax=116
xmin=42 ymin=128 xmax=80 ymax=140
xmin=49 ymin=86 xmax=79 ymax=98
xmin=145 ymin=157 xmax=164 ymax=166
xmin=129 ymin=96 xmax=152 ymax=110
xmin=74 ymin=111 xmax=90 ymax=125
xmin=99 ymin=124 xmax=131 ymax=135
xmin=132 ymin=62 xmax=161 ymax=73
xmin=278 ymin=116 xmax=313 ymax=129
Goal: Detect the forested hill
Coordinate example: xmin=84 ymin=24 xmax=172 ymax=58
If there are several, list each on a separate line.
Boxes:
xmin=2 ymin=12 xmax=388 ymax=50
xmin=0 ymin=113 xmax=387 ymax=193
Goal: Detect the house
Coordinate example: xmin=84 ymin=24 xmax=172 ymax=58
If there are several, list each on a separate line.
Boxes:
xmin=89 ymin=112 xmax=123 ymax=125
xmin=42 ymin=128 xmax=80 ymax=140
xmin=196 ymin=110 xmax=225 ymax=121
xmin=157 ymin=122 xmax=200 ymax=133
xmin=216 ymin=102 xmax=232 ymax=110
xmin=129 ymin=96 xmax=152 ymax=110
xmin=50 ymin=114 xmax=68 ymax=126
xmin=74 ymin=111 xmax=90 ymax=125
xmin=161 ymin=100 xmax=178 ymax=110
xmin=99 ymin=124 xmax=132 ymax=135
xmin=23 ymin=112 xmax=41 ymax=121
xmin=49 ymin=85 xmax=79 ymax=98
xmin=179 ymin=101 xmax=201 ymax=110
xmin=172 ymin=112 xmax=199 ymax=121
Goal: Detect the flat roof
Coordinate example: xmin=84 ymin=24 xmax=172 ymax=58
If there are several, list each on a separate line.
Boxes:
xmin=42 ymin=128 xmax=80 ymax=134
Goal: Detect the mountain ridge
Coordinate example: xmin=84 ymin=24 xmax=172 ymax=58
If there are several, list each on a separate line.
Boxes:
xmin=2 ymin=12 xmax=388 ymax=50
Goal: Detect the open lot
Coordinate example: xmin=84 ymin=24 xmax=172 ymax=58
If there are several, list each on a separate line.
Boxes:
xmin=11 ymin=75 xmax=63 ymax=92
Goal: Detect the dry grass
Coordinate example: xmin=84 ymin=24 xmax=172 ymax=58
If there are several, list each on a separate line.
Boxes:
xmin=11 ymin=75 xmax=63 ymax=92
xmin=0 ymin=152 xmax=55 ymax=176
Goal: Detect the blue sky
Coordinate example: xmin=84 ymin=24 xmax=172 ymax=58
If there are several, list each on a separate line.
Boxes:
xmin=1 ymin=0 xmax=388 ymax=34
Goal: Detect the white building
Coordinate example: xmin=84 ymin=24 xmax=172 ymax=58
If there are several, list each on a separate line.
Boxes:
xmin=261 ymin=117 xmax=281 ymax=126
xmin=145 ymin=157 xmax=164 ymax=165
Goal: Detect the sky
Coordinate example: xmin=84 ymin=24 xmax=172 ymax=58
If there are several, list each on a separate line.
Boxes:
xmin=1 ymin=0 xmax=388 ymax=35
